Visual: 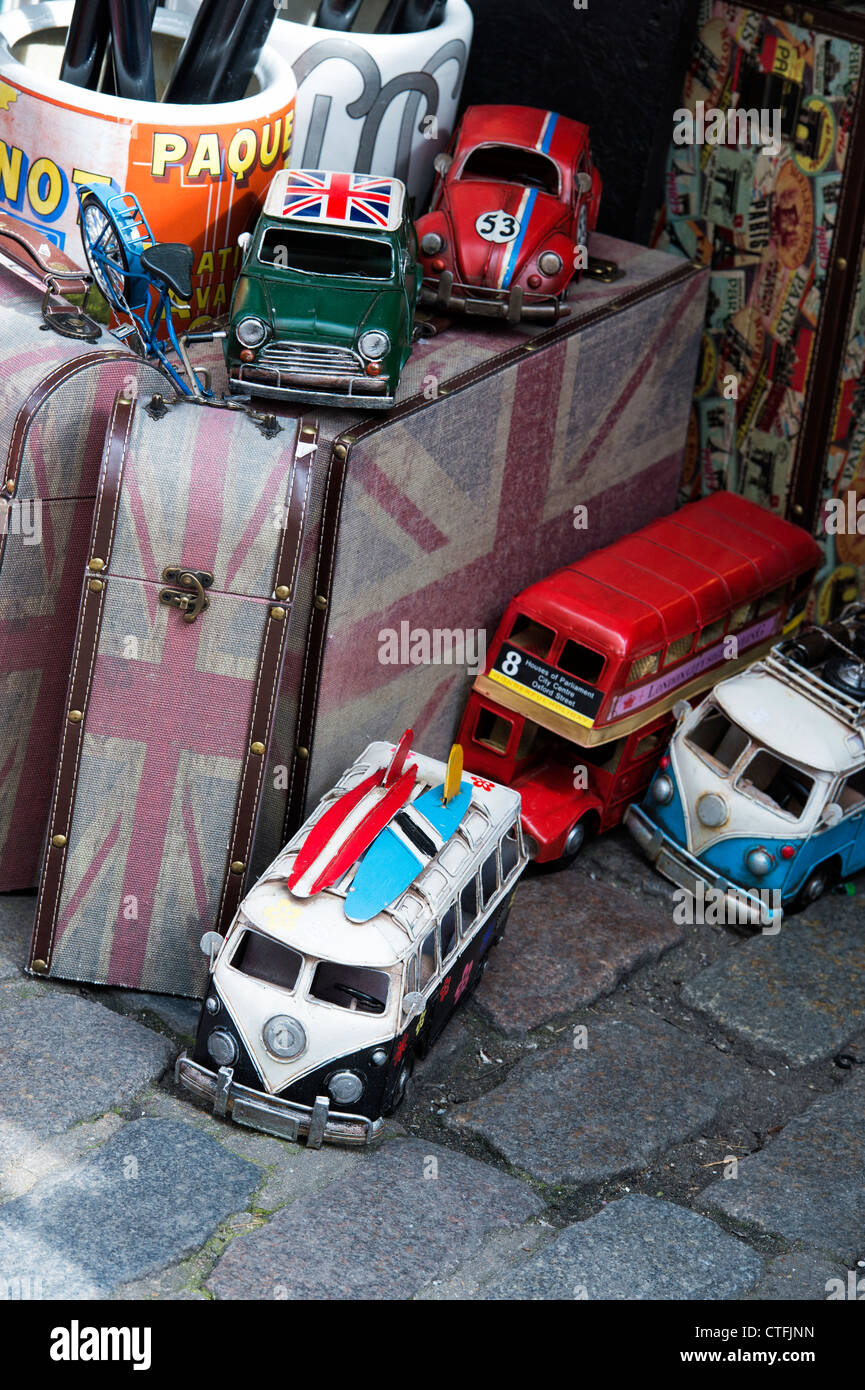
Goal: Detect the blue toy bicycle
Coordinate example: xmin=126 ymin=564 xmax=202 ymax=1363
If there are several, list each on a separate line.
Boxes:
xmin=77 ymin=183 xmax=212 ymax=398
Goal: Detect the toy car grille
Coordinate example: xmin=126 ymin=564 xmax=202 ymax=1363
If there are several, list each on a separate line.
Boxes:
xmin=259 ymin=341 xmax=364 ymax=375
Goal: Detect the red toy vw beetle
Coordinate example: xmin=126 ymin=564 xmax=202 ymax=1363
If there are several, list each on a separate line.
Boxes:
xmin=415 ymin=104 xmax=602 ymax=322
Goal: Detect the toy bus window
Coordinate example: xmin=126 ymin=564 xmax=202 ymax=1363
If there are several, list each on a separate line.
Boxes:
xmin=258 ymin=227 xmax=394 ymax=280
xmin=729 ymin=602 xmax=756 ymax=631
xmin=440 ymin=904 xmax=458 ymax=961
xmin=839 ymin=767 xmax=865 ymax=814
xmin=509 ymin=614 xmax=555 ymax=658
xmin=686 ymin=706 xmax=749 ymax=772
xmin=627 ymin=651 xmax=660 ymax=683
xmin=405 ymin=953 xmax=418 ymax=994
xmin=461 ymin=146 xmax=560 ymax=197
xmin=480 ymin=851 xmax=499 ymax=904
xmin=558 ymin=639 xmax=605 ymax=684
xmin=475 ymin=707 xmax=513 ymax=754
xmin=583 ymin=739 xmax=624 ymax=774
xmin=440 ymin=839 xmax=469 ymax=875
xmin=757 ymin=586 xmax=787 ymax=617
xmin=736 ymin=752 xmax=814 ymax=821
xmin=231 ymin=931 xmax=302 ymax=993
xmin=420 ymin=929 xmax=437 ymax=988
xmin=515 ymin=720 xmax=541 ymax=761
xmin=460 ymin=876 xmax=478 ymax=933
xmin=501 ymin=826 xmax=520 ymax=879
xmin=310 ymin=961 xmax=389 ymax=1013
xmin=663 ymin=633 xmax=694 ymax=667
xmin=632 ymin=731 xmax=664 ymax=761
xmin=698 ymin=619 xmax=726 ymax=649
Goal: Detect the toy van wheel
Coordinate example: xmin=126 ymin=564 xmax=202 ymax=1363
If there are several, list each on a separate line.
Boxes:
xmin=385 ymin=1055 xmax=414 ymax=1115
xmin=78 ymin=192 xmax=128 ymax=307
xmin=789 ymin=863 xmax=834 ymax=913
xmin=823 ymin=656 xmax=865 ymax=699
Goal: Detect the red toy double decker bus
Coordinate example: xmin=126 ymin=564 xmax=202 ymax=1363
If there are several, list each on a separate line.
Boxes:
xmin=458 ymin=492 xmax=821 ymax=863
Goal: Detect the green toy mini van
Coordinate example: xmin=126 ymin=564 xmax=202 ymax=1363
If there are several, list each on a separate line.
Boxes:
xmin=224 ymin=169 xmax=420 ymax=410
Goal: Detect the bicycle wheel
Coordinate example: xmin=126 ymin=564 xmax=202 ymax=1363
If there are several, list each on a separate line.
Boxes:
xmin=79 ymin=192 xmax=128 ymax=308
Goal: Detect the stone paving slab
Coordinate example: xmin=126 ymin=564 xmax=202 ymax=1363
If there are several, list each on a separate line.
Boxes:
xmin=98 ymin=988 xmax=202 ymax=1039
xmin=0 ymin=993 xmax=173 ymax=1177
xmin=0 ymin=1119 xmax=259 ymax=1298
xmin=682 ymin=916 xmax=865 ymax=1065
xmin=0 ymin=892 xmax=34 ymax=980
xmin=447 ymin=1015 xmax=749 ymax=1185
xmin=747 ymin=1252 xmax=849 ymax=1302
xmin=140 ymin=1088 xmax=361 ymax=1211
xmin=207 ymin=1137 xmax=545 ymax=1300
xmin=488 ymin=1196 xmax=763 ymax=1300
xmin=479 ymin=871 xmax=683 ymax=1036
xmin=701 ymin=1071 xmax=865 ymax=1265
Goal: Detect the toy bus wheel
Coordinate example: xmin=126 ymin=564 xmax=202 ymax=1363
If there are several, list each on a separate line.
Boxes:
xmin=562 ymin=818 xmax=587 ymax=862
xmin=385 ymin=1055 xmax=414 ymax=1116
xmin=823 ymin=657 xmax=865 ymax=699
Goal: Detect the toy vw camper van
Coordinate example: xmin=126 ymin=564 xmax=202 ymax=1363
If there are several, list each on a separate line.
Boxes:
xmin=224 ymin=169 xmax=421 ymax=408
xmin=626 ymin=611 xmax=865 ymax=928
xmin=177 ymin=735 xmax=527 ymax=1146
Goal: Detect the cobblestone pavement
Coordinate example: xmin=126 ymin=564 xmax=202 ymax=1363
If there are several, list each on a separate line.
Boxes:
xmin=0 ymin=830 xmax=863 ymax=1302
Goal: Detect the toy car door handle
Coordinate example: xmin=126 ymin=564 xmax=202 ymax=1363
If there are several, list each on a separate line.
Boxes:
xmin=158 ymin=567 xmax=213 ymax=622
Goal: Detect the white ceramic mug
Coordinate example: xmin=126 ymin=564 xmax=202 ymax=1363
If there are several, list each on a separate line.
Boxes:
xmin=168 ymin=0 xmax=473 ymax=211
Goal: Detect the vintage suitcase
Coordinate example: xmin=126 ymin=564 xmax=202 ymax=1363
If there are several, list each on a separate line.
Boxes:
xmin=28 ymin=390 xmax=315 ymax=994
xmin=654 ymin=0 xmax=865 ymax=562
xmin=256 ymin=232 xmax=709 ymax=867
xmin=0 ymin=218 xmax=168 ymax=891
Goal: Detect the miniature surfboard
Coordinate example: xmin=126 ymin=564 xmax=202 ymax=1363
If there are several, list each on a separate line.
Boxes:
xmin=309 ymin=764 xmax=417 ymax=895
xmin=287 ymin=767 xmax=384 ymax=892
xmin=384 ymin=727 xmax=413 ymax=786
xmin=345 ymin=776 xmax=472 ymax=923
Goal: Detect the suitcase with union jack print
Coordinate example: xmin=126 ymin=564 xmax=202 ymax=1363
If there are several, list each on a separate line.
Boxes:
xmin=28 ymin=389 xmax=316 ymax=996
xmin=0 ymin=216 xmax=168 ymax=893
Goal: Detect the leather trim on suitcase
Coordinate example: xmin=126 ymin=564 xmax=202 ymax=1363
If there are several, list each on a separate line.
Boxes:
xmin=215 ymin=415 xmax=317 ymax=933
xmin=282 ymin=258 xmax=703 ymax=836
xmin=29 ymin=399 xmax=317 ymax=976
xmin=0 ymin=213 xmax=91 ymax=299
xmin=28 ymin=388 xmax=136 ymax=975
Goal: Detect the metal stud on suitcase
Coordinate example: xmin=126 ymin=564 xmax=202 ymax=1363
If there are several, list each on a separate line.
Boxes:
xmin=28 ymin=389 xmax=316 ymax=996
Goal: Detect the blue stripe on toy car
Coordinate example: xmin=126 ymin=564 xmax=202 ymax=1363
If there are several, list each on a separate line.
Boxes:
xmin=500 ymin=188 xmax=536 ymax=289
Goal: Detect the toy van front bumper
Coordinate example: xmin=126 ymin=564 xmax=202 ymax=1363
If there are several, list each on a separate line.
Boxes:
xmin=624 ymin=804 xmax=782 ymax=928
xmin=228 ymin=363 xmax=393 ymax=410
xmin=175 ymin=1054 xmax=384 ymax=1148
xmin=420 ymin=273 xmax=567 ymax=323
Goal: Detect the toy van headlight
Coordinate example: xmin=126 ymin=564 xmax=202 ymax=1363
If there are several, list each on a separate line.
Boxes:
xmin=262 ymin=1014 xmax=306 ymax=1060
xmin=207 ymin=1028 xmax=239 ymax=1067
xmin=328 ymin=1070 xmax=364 ymax=1106
xmin=651 ymin=774 xmax=674 ymax=805
xmin=359 ymin=329 xmax=390 ymax=360
xmin=236 ymin=316 xmax=267 ymax=348
xmin=421 ymin=231 xmax=444 ymax=256
xmin=746 ymin=848 xmax=774 ymax=877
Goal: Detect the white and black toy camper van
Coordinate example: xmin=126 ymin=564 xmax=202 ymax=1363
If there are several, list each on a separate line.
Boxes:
xmin=177 ymin=733 xmax=527 ymax=1146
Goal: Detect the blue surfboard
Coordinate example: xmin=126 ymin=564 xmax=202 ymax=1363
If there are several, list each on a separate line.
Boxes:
xmin=344 ymin=779 xmax=472 ymax=923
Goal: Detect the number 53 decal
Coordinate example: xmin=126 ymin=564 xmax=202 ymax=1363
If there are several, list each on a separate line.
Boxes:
xmin=475 ymin=210 xmax=520 ymax=243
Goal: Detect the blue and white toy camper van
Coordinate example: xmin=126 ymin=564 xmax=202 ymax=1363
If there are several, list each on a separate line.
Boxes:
xmin=626 ymin=613 xmax=865 ymax=928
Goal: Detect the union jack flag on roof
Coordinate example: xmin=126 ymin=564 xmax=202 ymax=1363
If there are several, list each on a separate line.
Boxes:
xmin=263 ymin=170 xmax=406 ymax=233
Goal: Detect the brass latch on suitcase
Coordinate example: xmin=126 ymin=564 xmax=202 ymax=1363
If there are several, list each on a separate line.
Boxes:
xmin=158 ymin=568 xmax=213 ymax=623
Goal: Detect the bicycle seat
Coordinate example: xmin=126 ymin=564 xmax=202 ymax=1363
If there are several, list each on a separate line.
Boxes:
xmin=140 ymin=242 xmax=194 ymax=300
